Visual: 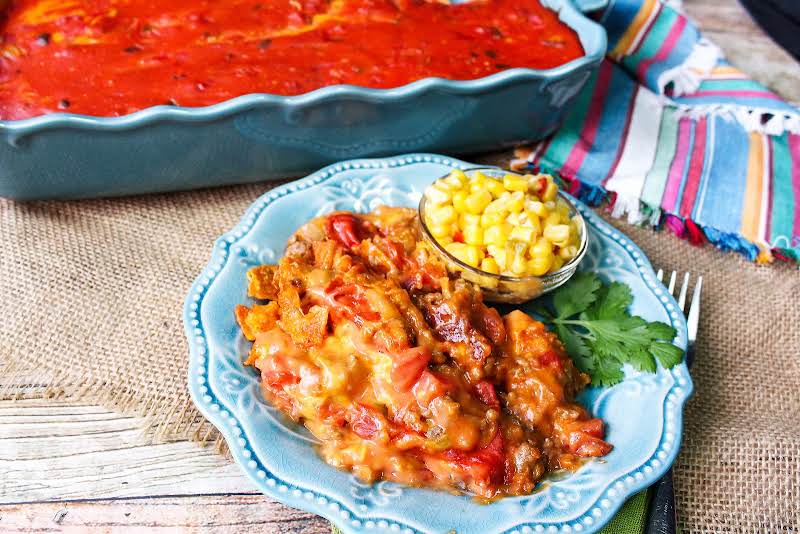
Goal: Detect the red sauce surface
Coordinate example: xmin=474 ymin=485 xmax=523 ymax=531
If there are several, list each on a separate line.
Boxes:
xmin=0 ymin=0 xmax=584 ymax=119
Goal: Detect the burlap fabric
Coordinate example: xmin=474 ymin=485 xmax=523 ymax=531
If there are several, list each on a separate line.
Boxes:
xmin=1 ymin=176 xmax=798 ymax=533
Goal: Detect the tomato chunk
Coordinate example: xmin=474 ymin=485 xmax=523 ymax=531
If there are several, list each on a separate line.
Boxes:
xmin=538 ymin=349 xmax=564 ymax=370
xmin=439 ymin=429 xmax=506 ymax=490
xmin=319 ymin=401 xmax=347 ymax=427
xmin=473 ymin=381 xmax=500 ymax=409
xmin=412 ymin=370 xmax=453 ymax=407
xmin=326 ymin=214 xmax=362 ymax=249
xmin=326 ymin=282 xmax=381 ymax=323
xmin=566 ymin=418 xmax=612 ymax=457
xmin=391 ymin=346 xmax=432 ymax=391
xmin=382 ymin=239 xmax=407 ymax=269
xmin=347 ymin=404 xmax=388 ymax=442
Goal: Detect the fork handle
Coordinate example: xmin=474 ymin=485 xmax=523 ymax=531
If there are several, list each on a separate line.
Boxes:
xmin=646 ymin=340 xmax=695 ymax=533
xmin=645 ymin=468 xmax=677 ymax=534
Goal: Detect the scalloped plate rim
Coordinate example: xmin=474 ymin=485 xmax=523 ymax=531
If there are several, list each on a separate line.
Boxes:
xmin=184 ymin=153 xmax=693 ymax=534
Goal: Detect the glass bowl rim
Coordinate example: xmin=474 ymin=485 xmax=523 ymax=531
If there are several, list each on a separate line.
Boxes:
xmin=417 ymin=167 xmax=589 ymax=283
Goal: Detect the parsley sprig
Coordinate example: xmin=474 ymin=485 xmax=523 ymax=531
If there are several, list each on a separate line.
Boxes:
xmin=534 ymin=272 xmax=684 ymax=386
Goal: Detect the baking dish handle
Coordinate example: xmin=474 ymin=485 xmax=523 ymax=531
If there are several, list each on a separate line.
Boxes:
xmin=572 ymin=0 xmax=609 ymax=12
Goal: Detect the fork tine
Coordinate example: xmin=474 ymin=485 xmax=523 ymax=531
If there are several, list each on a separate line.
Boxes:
xmin=677 ymin=273 xmax=690 ymax=312
xmin=656 ymin=269 xmax=664 ymax=282
xmin=667 ymin=271 xmax=677 ymax=295
xmin=686 ymin=275 xmax=703 ymax=341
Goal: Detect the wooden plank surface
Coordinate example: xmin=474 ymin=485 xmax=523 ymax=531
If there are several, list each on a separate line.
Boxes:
xmin=0 ymin=399 xmax=256 ymax=503
xmin=2 ymin=0 xmax=799 ymax=531
xmin=0 ymin=496 xmax=329 ymax=533
xmin=683 ymin=0 xmax=800 ymax=102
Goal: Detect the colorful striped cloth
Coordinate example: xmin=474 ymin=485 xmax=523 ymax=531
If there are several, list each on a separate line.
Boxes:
xmin=511 ymin=0 xmax=800 ymax=264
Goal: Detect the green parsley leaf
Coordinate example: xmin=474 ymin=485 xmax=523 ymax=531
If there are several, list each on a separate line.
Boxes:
xmin=590 ymin=356 xmax=626 ymax=387
xmin=555 ymin=323 xmax=593 ymax=372
xmin=553 ymin=271 xmax=601 ymax=319
xmin=626 ymin=345 xmax=658 ymax=373
xmin=590 ymin=281 xmax=633 ymax=319
xmin=538 ymin=274 xmax=684 ymax=386
xmin=642 ymin=321 xmax=677 ymax=341
xmin=650 ymin=341 xmax=684 ymax=368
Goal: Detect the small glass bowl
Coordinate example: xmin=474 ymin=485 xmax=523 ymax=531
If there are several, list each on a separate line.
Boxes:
xmin=418 ymin=167 xmax=588 ymax=303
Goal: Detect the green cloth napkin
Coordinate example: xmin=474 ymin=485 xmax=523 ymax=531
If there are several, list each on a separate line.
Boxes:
xmin=595 ymin=490 xmax=649 ymax=534
xmin=331 ymin=490 xmax=650 ymax=534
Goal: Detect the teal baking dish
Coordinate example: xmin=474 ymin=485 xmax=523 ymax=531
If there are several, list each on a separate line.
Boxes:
xmin=0 ymin=0 xmax=607 ymax=200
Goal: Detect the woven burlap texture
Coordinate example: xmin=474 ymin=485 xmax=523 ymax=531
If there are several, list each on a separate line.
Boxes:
xmin=1 ymin=182 xmax=798 ymax=533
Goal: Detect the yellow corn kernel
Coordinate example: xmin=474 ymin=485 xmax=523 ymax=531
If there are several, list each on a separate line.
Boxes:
xmin=503 ymin=174 xmax=529 ymax=192
xmin=511 ymin=256 xmax=528 ymax=275
xmin=444 ymin=242 xmax=468 ymax=264
xmin=437 ymin=205 xmax=457 ymax=224
xmin=530 ymin=236 xmax=552 ymax=258
xmin=452 ymin=190 xmax=468 ymax=213
xmin=506 ymin=240 xmax=528 ymax=275
xmin=486 ymin=179 xmax=506 ymax=198
xmin=429 ymin=222 xmax=452 ymax=239
xmin=484 ymin=223 xmax=510 ymax=247
xmin=486 ymin=245 xmax=507 ymax=270
xmin=505 ymin=212 xmax=520 ymax=226
xmin=465 ymin=190 xmax=493 ymax=214
xmin=437 ymin=236 xmax=454 ymax=246
xmin=525 ymin=199 xmax=548 ymax=218
xmin=425 ymin=207 xmax=439 ymax=221
xmin=559 ymin=245 xmax=578 ymax=260
xmin=543 ymin=224 xmax=570 ymax=244
xmin=463 ymin=245 xmax=484 ymax=267
xmin=425 ymin=185 xmax=451 ymax=204
xmin=481 ymin=210 xmax=505 ymax=227
xmin=521 ymin=212 xmax=542 ymax=235
xmin=441 ymin=178 xmax=465 ymax=192
xmin=469 ymin=172 xmax=488 ymax=193
xmin=510 ymin=225 xmax=535 ymax=243
xmin=556 ymin=199 xmax=570 ymax=221
xmin=480 ymin=257 xmax=500 ymax=274
xmin=528 ymin=253 xmax=553 ymax=276
xmin=569 ymin=222 xmax=581 ymax=246
xmin=459 ymin=213 xmax=481 ymax=229
xmin=551 ymin=256 xmax=564 ymax=272
xmin=507 ymin=191 xmax=525 ymax=213
xmin=485 ymin=195 xmax=509 ymax=214
xmin=463 ymin=225 xmax=483 ymax=246
xmin=438 ymin=174 xmax=465 ymax=190
xmin=449 ymin=169 xmax=468 ymax=184
xmin=544 ymin=211 xmax=562 ymax=228
xmin=542 ymin=181 xmax=559 ymax=202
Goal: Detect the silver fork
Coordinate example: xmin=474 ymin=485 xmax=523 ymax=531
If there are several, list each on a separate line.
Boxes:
xmin=644 ymin=271 xmax=702 ymax=534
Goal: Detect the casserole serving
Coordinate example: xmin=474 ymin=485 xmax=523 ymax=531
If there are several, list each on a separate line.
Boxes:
xmin=184 ymin=154 xmax=692 ymax=534
xmin=0 ymin=0 xmax=607 ymax=200
xmin=234 ymin=205 xmax=611 ymax=499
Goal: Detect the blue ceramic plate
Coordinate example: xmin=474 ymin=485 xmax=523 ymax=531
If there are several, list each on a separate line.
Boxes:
xmin=185 ymin=154 xmax=693 ymax=534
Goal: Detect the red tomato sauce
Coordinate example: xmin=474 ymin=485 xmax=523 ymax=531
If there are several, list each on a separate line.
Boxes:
xmin=0 ymin=0 xmax=583 ymax=119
